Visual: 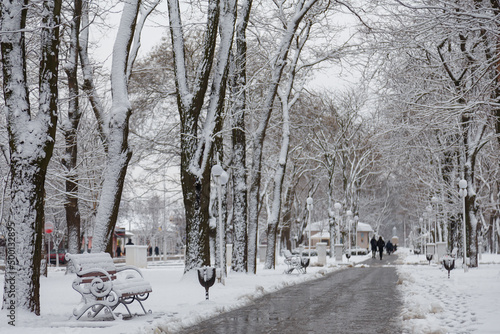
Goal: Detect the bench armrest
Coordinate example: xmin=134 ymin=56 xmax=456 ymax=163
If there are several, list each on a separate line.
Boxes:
xmin=73 ymin=268 xmax=115 ymax=299
xmin=116 ymin=265 xmax=144 ymax=278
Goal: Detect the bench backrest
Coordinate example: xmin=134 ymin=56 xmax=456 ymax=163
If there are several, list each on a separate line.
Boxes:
xmin=66 ymin=252 xmax=117 ymax=283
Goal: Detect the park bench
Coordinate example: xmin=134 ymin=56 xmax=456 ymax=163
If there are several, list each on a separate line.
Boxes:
xmin=283 ymin=250 xmax=309 ymax=274
xmin=65 ymin=252 xmax=152 ymax=320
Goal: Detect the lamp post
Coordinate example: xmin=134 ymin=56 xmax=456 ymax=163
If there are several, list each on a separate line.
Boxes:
xmin=45 ymin=222 xmax=54 ymax=270
xmin=354 ymin=215 xmax=359 ymax=254
xmin=426 ymin=204 xmax=432 ymax=244
xmin=307 ymin=196 xmax=314 ymax=257
xmin=459 ymin=179 xmax=468 ymax=272
xmin=333 ymin=202 xmax=343 ymax=262
xmin=419 ymin=217 xmax=424 ymax=254
xmin=334 ymin=202 xmax=342 ymax=244
xmin=211 ymin=164 xmax=229 ymax=284
xmin=431 ymin=196 xmax=439 ymax=242
xmin=346 ymin=210 xmax=353 ymax=257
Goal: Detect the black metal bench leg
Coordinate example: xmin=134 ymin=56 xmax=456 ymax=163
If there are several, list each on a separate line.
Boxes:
xmin=136 ymin=299 xmax=148 ymax=314
xmin=114 ymin=300 xmax=133 ymax=318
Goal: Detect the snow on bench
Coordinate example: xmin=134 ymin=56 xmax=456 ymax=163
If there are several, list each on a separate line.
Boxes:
xmin=283 ymin=249 xmax=309 ymax=274
xmin=65 ymin=252 xmax=152 ymax=320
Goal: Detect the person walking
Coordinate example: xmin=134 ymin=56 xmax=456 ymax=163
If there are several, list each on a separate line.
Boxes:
xmin=370 ymin=235 xmax=377 ymax=258
xmin=377 ymin=236 xmax=385 ymax=260
xmin=386 ymin=240 xmax=393 ymax=255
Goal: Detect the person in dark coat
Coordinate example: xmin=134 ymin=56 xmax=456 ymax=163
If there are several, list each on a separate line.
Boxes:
xmin=370 ymin=236 xmax=377 ymax=258
xmin=116 ymin=245 xmax=122 ymax=257
xmin=386 ymin=240 xmax=393 ymax=255
xmin=377 ymin=236 xmax=385 ymax=260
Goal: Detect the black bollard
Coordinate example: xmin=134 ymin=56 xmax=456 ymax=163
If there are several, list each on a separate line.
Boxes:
xmin=197 ymin=266 xmax=216 ymax=300
xmin=301 ymin=257 xmax=310 ymax=273
xmin=443 ymin=257 xmax=455 ymax=279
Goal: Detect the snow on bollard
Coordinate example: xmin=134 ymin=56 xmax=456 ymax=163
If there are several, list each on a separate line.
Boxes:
xmin=301 ymin=257 xmax=310 ymax=273
xmin=442 ymin=255 xmax=455 ymax=279
xmin=197 ymin=266 xmax=216 ymax=300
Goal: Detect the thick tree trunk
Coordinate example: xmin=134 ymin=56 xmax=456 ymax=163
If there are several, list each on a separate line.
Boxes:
xmin=181 ymin=147 xmax=212 ymax=270
xmin=91 ymin=0 xmax=140 ymax=253
xmin=264 ymin=162 xmax=288 ymax=269
xmin=213 ymin=122 xmax=226 ymax=272
xmin=1 ymin=0 xmax=61 ymax=315
xmin=63 ymin=0 xmax=83 ymax=255
xmin=229 ymin=0 xmax=252 ymax=273
xmin=461 ymin=113 xmax=483 ymax=268
xmin=168 ymin=0 xmax=237 ymax=272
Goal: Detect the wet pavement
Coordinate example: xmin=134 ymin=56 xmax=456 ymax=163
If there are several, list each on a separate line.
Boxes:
xmin=177 ymin=254 xmax=402 ymax=334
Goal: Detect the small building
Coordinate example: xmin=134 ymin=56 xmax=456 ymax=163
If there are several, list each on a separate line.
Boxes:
xmin=305 ymin=220 xmax=375 ymax=249
xmin=310 ymin=231 xmax=331 ymax=246
xmin=356 ymin=222 xmax=374 ymax=249
xmin=304 ymin=220 xmax=331 ymax=247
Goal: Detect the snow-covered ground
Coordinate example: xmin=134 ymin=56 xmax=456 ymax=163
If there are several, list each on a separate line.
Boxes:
xmin=397 ymin=250 xmax=500 ymax=334
xmin=0 ymin=249 xmax=499 ymax=333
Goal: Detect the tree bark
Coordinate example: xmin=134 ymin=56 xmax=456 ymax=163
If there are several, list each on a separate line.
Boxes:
xmin=1 ymin=0 xmax=61 ymax=315
xmin=167 ymin=0 xmax=237 ymax=272
xmin=63 ymin=0 xmax=83 ymax=255
xmin=91 ymin=0 xmax=140 ymax=253
xmin=229 ymin=0 xmax=253 ymax=273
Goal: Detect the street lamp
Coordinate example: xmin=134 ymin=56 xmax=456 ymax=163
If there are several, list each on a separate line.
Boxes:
xmin=334 ymin=202 xmax=342 ymax=244
xmin=431 ymin=196 xmax=439 ymax=242
xmin=307 ymin=196 xmax=314 ymax=257
xmin=426 ymin=204 xmax=432 ymax=244
xmin=354 ymin=215 xmax=359 ymax=254
xmin=419 ymin=217 xmax=424 ymax=254
xmin=346 ymin=210 xmax=353 ymax=258
xmin=459 ymin=179 xmax=468 ymax=272
xmin=45 ymin=222 xmax=54 ymax=271
xmin=211 ymin=164 xmax=229 ymax=284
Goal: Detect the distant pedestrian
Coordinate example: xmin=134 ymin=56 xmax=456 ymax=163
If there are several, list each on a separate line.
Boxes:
xmin=386 ymin=240 xmax=393 ymax=255
xmin=154 ymin=246 xmax=159 ymax=256
xmin=116 ymin=246 xmax=122 ymax=257
xmin=370 ymin=236 xmax=377 ymax=258
xmin=377 ymin=236 xmax=385 ymax=260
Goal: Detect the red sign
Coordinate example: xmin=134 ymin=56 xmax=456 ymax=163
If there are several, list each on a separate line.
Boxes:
xmin=45 ymin=222 xmax=54 ymax=234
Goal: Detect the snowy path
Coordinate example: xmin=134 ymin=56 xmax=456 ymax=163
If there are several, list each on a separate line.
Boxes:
xmin=176 ymin=257 xmax=402 ymax=334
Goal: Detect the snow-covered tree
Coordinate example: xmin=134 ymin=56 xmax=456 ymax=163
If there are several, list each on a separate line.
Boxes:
xmin=1 ymin=0 xmax=62 ymax=315
xmin=167 ymin=0 xmax=237 ymax=272
xmin=62 ymin=0 xmax=83 ymax=255
xmin=228 ymin=0 xmax=253 ymax=273
xmin=246 ymin=0 xmax=321 ymax=274
xmin=366 ymin=0 xmax=500 ymax=265
xmin=89 ymin=0 xmax=160 ymax=254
